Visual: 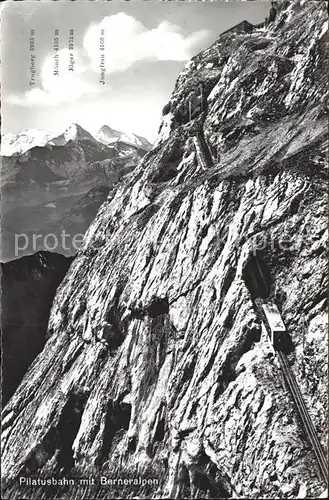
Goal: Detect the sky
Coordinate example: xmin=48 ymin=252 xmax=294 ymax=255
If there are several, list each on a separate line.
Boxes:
xmin=1 ymin=0 xmax=270 ymax=142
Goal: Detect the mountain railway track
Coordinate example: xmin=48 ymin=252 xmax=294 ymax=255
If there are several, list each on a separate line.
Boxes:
xmin=259 ymin=298 xmax=328 ymax=485
xmin=244 ymin=258 xmax=328 ymax=485
xmin=277 ymin=350 xmax=328 ymax=484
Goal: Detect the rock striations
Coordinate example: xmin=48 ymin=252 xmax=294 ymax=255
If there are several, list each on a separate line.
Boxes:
xmin=1 ymin=1 xmax=328 ymax=498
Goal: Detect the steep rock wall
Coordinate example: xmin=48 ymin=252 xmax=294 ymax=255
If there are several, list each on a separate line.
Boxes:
xmin=1 ymin=2 xmax=328 ymax=499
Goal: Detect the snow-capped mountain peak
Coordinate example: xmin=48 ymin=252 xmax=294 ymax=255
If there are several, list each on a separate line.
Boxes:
xmin=97 ymin=125 xmax=122 ymax=143
xmin=1 ymin=124 xmax=100 ymax=156
xmin=1 ymin=123 xmax=152 ymax=158
xmin=0 ymin=129 xmax=50 ymax=157
xmin=48 ymin=123 xmax=100 ymax=147
xmin=97 ymin=125 xmax=152 ymax=151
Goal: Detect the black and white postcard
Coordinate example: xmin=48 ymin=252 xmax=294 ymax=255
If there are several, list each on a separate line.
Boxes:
xmin=1 ymin=1 xmax=328 ymax=498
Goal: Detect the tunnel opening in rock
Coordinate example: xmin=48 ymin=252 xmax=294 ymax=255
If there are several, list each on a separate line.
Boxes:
xmin=243 ymin=253 xmax=272 ymax=299
xmin=101 ymin=400 xmax=131 ymax=461
xmin=147 ymin=296 xmax=169 ymax=318
xmin=57 ymin=393 xmax=87 ymax=471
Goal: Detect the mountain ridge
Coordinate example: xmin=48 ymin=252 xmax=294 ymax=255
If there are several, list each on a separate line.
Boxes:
xmin=1 ymin=122 xmax=148 ymax=261
xmin=1 ymin=123 xmax=152 ymax=157
xmin=1 ymin=1 xmax=328 ymax=498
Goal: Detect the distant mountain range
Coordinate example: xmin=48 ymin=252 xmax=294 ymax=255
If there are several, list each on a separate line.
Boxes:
xmin=1 ymin=123 xmax=152 ymax=261
xmin=0 ymin=123 xmax=152 ymax=157
xmin=1 ymin=250 xmax=74 ymax=404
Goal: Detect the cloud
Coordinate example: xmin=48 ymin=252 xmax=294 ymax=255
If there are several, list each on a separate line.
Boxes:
xmin=7 ymin=49 xmax=100 ymax=107
xmin=7 ymin=13 xmax=209 ymax=107
xmin=84 ymin=12 xmax=209 ymax=73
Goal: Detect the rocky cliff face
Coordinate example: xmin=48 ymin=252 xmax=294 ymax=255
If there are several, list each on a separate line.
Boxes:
xmin=1 ymin=2 xmax=328 ymax=499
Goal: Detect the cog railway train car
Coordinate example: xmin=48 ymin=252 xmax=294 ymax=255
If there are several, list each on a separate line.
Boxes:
xmin=262 ymin=303 xmax=286 ymax=351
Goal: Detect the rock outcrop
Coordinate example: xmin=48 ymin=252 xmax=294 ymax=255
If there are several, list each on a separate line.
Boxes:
xmin=1 ymin=1 xmax=328 ymax=499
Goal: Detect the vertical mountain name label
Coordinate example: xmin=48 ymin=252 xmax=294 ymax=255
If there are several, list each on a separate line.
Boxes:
xmin=53 ymin=29 xmax=75 ymax=76
xmin=68 ymin=29 xmax=75 ymax=72
xmin=53 ymin=29 xmax=59 ymax=76
xmin=29 ymin=29 xmax=36 ymax=86
xmin=100 ymin=28 xmax=105 ymax=85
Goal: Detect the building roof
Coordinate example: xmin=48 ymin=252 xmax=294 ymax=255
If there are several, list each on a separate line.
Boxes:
xmin=221 ymin=20 xmax=255 ymax=36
